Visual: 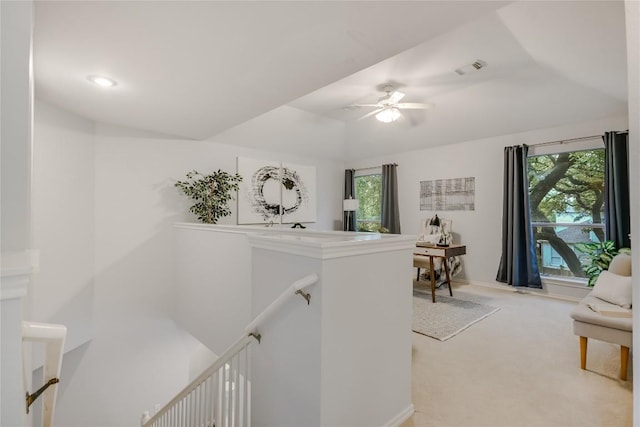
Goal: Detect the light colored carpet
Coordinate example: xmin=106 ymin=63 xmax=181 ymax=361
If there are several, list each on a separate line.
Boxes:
xmin=412 ymin=291 xmax=499 ymax=341
xmin=402 ymin=283 xmax=633 ymax=427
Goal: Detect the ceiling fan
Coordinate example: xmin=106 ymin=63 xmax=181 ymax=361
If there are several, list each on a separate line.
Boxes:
xmin=347 ymin=85 xmax=431 ymax=123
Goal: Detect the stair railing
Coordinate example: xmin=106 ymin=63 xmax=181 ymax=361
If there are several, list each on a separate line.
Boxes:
xmin=142 ymin=272 xmax=319 ymax=427
xmin=22 ymin=321 xmax=67 ymax=427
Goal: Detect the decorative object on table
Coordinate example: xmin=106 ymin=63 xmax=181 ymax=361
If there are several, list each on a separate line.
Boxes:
xmin=343 ymin=196 xmax=359 ymax=231
xmin=426 ymin=213 xmax=440 ymax=233
xmin=439 ymin=218 xmax=453 ymax=246
xmin=236 ymin=157 xmax=316 ymax=224
xmin=420 ymin=177 xmax=475 ymax=211
xmin=412 ymin=290 xmax=499 ymax=341
xmin=175 ymin=169 xmax=242 ymax=224
xmin=416 ymin=215 xmax=461 ymax=285
xmin=574 ymin=240 xmax=632 ymax=287
xmin=423 ymin=214 xmax=453 ymax=246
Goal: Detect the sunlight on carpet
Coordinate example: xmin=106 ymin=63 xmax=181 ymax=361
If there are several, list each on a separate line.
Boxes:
xmin=412 ymin=290 xmax=500 ymax=341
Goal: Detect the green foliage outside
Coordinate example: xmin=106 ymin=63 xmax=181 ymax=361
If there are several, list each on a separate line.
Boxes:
xmin=355 ymin=174 xmax=382 ymax=232
xmin=357 ymin=222 xmax=390 ymax=233
xmin=575 ymin=240 xmax=631 ymax=286
xmin=528 ymin=149 xmax=605 ymax=226
xmin=527 ymin=149 xmax=607 ymax=278
xmin=175 ymin=169 xmax=242 ymax=224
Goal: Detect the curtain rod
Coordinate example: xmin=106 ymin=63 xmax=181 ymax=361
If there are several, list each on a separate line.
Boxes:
xmin=529 ymin=130 xmax=627 ymax=148
xmin=528 ymin=134 xmax=602 ymax=148
xmin=350 ymin=163 xmax=397 ymax=172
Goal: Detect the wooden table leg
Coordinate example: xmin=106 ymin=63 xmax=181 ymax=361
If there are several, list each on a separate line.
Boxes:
xmin=429 ymin=256 xmax=436 ymax=303
xmin=443 ymin=257 xmax=453 ymax=297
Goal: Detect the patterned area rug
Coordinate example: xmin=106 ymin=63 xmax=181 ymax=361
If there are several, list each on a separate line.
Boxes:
xmin=412 ymin=290 xmax=500 ymax=341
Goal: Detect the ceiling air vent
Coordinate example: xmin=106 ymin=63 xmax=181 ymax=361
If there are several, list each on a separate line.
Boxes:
xmin=454 ymin=59 xmax=487 ymax=76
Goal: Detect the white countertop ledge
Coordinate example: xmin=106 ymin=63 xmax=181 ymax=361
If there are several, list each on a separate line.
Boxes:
xmin=174 ymin=223 xmax=417 ymax=259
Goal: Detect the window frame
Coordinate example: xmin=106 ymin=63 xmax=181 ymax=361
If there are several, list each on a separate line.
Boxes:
xmin=354 ymin=167 xmax=382 ymax=232
xmin=527 ymin=138 xmax=605 ymax=284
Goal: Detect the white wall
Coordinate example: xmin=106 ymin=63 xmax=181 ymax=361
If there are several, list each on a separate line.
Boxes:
xmin=31 ymin=100 xmax=96 ymax=359
xmin=32 ymin=101 xmax=344 ymax=426
xmin=624 ymin=0 xmax=639 ymax=423
xmin=1 ymin=2 xmax=33 ymax=425
xmin=0 ymin=0 xmax=32 ymax=254
xmin=349 ymin=115 xmax=628 ymax=289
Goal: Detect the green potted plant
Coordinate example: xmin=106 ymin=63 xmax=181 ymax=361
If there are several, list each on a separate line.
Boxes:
xmin=574 ymin=240 xmax=631 ymax=286
xmin=175 ymin=169 xmax=242 ymax=224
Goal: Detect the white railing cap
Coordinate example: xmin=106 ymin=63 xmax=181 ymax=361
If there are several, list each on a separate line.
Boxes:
xmin=23 ymin=321 xmax=67 ymax=341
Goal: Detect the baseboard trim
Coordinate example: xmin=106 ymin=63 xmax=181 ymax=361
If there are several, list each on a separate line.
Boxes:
xmin=452 ymin=278 xmax=587 ymax=302
xmin=383 ymin=404 xmax=414 ymax=427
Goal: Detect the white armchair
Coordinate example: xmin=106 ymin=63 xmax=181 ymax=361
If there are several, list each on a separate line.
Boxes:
xmin=569 ymin=253 xmax=633 ymax=380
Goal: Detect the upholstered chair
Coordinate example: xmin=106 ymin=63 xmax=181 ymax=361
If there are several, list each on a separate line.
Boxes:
xmin=570 ymin=253 xmax=633 ymax=380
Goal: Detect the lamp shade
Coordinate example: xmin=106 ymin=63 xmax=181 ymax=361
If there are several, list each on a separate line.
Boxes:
xmin=343 ymin=198 xmax=359 ymax=211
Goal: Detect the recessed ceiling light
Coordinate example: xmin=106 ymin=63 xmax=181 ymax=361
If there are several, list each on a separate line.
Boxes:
xmin=87 ymin=75 xmax=117 ymax=88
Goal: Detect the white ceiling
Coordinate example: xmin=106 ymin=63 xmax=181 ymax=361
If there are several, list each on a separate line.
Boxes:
xmin=34 ymin=1 xmax=628 ymax=159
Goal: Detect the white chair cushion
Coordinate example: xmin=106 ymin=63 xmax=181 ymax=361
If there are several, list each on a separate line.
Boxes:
xmin=608 ymin=253 xmax=632 ymax=276
xmin=591 ymin=270 xmax=632 ymax=308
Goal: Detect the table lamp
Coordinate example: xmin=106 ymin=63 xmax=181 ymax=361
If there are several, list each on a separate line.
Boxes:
xmin=343 ymin=197 xmax=359 ymax=231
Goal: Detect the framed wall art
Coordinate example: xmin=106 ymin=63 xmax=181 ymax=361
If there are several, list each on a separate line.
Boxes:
xmin=237 ymin=157 xmax=316 ymax=224
xmin=420 ymin=176 xmax=475 ymax=211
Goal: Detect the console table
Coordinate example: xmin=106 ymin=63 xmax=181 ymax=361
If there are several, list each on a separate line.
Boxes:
xmin=414 ymin=243 xmax=467 ymax=303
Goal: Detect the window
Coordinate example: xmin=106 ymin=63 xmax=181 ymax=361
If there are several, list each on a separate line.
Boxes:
xmin=354 ymin=170 xmax=382 ymax=232
xmin=527 ymin=146 xmax=605 ymax=280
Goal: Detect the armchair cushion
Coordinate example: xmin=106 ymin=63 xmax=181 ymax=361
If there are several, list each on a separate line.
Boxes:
xmin=608 ymin=253 xmax=632 ymax=276
xmin=570 ymin=293 xmax=633 ymax=332
xmin=590 ymin=270 xmax=632 ymax=308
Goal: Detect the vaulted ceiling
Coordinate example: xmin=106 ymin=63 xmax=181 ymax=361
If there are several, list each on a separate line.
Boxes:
xmin=34 ymin=1 xmax=628 ymax=160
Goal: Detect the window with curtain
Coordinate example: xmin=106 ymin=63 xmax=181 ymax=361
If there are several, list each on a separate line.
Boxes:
xmin=354 ymin=168 xmax=382 ymax=232
xmin=528 ymin=144 xmax=605 ymax=280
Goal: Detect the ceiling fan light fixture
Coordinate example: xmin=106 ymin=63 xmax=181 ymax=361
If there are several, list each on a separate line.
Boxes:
xmin=375 ymin=107 xmax=401 ymax=123
xmin=87 ymin=75 xmax=117 ymax=88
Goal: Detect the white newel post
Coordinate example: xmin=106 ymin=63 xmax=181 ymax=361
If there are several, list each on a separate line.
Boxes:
xmin=1 ymin=0 xmax=35 ymax=425
xmin=248 ymin=232 xmax=416 ymax=427
xmin=1 ymin=257 xmax=32 ymax=427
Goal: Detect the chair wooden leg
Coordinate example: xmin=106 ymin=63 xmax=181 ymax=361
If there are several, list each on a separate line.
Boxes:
xmin=416 ymin=268 xmax=421 ymax=282
xmin=620 ymin=346 xmax=629 ymax=381
xmin=579 ymin=336 xmax=587 ymax=370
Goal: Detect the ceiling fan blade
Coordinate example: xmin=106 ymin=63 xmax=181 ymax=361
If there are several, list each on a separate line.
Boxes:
xmin=397 ymin=102 xmax=432 ymax=110
xmin=358 ymin=108 xmax=383 ymax=120
xmin=348 ymin=103 xmax=383 ymax=108
xmin=387 ymin=91 xmax=405 ymax=104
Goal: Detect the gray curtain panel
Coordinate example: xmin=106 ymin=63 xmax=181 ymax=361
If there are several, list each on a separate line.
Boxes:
xmin=344 ymin=169 xmax=356 ymax=231
xmin=603 ymin=131 xmax=631 ymax=249
xmin=381 ymin=164 xmax=401 ymax=234
xmin=496 ymin=145 xmax=542 ymax=288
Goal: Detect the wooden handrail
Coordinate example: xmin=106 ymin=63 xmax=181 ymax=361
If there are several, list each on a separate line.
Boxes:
xmin=244 ymin=273 xmax=318 ymax=334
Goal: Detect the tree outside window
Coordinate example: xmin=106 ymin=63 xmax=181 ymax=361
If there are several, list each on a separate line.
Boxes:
xmin=354 ymin=174 xmax=382 ymax=232
xmin=527 ymin=148 xmax=605 ymax=279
